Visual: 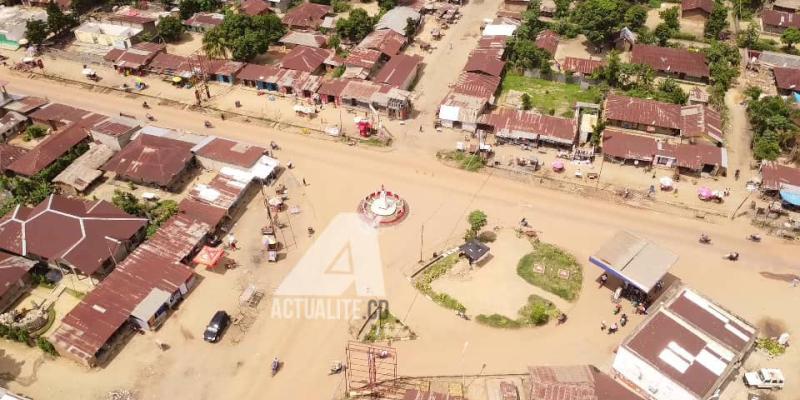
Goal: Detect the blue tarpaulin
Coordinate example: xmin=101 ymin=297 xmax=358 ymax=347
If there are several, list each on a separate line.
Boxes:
xmin=780 ymin=187 xmax=800 ymax=206
xmin=793 ymin=92 xmax=800 ymax=103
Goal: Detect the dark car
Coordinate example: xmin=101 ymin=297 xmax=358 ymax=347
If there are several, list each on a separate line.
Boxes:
xmin=203 ymin=310 xmax=230 ymax=343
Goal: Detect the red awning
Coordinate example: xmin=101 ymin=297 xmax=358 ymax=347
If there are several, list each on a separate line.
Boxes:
xmin=193 ymin=246 xmax=225 ymax=269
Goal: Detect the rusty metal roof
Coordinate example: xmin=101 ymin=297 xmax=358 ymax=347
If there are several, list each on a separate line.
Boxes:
xmin=535 ymin=30 xmax=559 ymax=55
xmin=631 ymin=44 xmax=710 ymax=79
xmin=527 ymin=365 xmax=643 ymax=400
xmin=373 ymin=54 xmax=422 ymax=88
xmin=344 ymin=48 xmax=382 ymax=69
xmin=480 ymin=108 xmax=577 ymax=144
xmin=282 ymin=2 xmax=330 ymax=28
xmin=761 ymin=163 xmax=800 ymax=190
xmin=193 ymin=137 xmax=265 ymax=168
xmin=681 ymin=0 xmax=714 ymax=13
xmin=0 ymin=144 xmax=27 ymax=173
xmin=101 ymin=133 xmax=194 ymax=188
xmin=562 ymin=57 xmax=605 ymax=75
xmin=7 ymin=122 xmax=96 ymax=177
xmin=280 ymin=46 xmax=332 ymax=73
xmin=357 ymin=29 xmax=407 ymax=56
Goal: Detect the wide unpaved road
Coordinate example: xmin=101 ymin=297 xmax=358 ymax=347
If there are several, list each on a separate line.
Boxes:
xmin=2 ymin=72 xmax=799 ymax=400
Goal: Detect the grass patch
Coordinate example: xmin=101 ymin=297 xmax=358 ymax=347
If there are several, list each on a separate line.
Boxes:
xmin=476 ymin=295 xmax=560 ymax=329
xmin=65 ymin=288 xmax=86 ymax=300
xmin=436 ymin=150 xmax=486 ymax=172
xmin=363 ymin=309 xmax=414 ymax=342
xmin=517 ymin=242 xmax=583 ymax=301
xmin=500 ymin=74 xmax=602 ymax=115
xmin=361 ymin=136 xmax=391 ymax=147
xmin=414 ymin=254 xmax=467 ymax=312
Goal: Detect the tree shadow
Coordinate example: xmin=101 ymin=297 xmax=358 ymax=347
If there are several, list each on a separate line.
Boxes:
xmin=0 ymin=348 xmax=25 ymax=386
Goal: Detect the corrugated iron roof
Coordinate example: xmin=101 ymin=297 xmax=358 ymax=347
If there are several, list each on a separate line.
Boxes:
xmin=357 ymin=29 xmax=407 ymax=56
xmin=373 ymin=54 xmax=421 ymax=88
xmin=631 ymin=44 xmax=709 ymax=79
xmin=562 ymin=57 xmax=605 ymax=75
xmin=101 ymin=133 xmax=194 ymax=188
xmin=535 ymin=29 xmax=559 ymax=55
xmin=480 ymin=108 xmax=577 ymax=144
xmin=193 ymin=137 xmax=265 ymax=168
xmin=527 ymin=365 xmax=643 ymax=400
xmin=7 ymin=122 xmax=96 ymax=177
xmin=761 ymin=163 xmax=800 ymax=190
xmin=681 ymin=0 xmax=714 ymax=13
xmin=282 ymin=2 xmax=330 ymax=28
xmin=280 ymin=46 xmax=332 ymax=73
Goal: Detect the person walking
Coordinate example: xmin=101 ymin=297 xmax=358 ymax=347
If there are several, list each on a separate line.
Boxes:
xmin=600 ymin=321 xmax=607 ymax=331
xmin=302 ymin=178 xmax=307 ymax=186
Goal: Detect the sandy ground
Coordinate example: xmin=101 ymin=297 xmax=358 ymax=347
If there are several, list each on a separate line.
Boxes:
xmin=553 ymin=35 xmax=598 ymax=64
xmin=165 ymin=32 xmax=204 ymax=57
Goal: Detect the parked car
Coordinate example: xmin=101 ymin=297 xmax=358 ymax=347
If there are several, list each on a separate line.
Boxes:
xmin=203 ymin=311 xmax=230 ymax=343
xmin=744 ymin=368 xmax=785 ymax=389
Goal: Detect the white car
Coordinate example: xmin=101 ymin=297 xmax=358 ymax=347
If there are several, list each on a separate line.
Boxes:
xmin=744 ymin=368 xmax=785 ymax=389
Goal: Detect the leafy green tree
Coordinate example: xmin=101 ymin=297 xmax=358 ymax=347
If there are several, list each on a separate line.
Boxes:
xmin=516 ymin=7 xmax=544 ymax=40
xmin=404 ymin=17 xmax=416 ymax=37
xmin=655 ymin=78 xmax=688 ymax=104
xmin=468 ymin=210 xmax=487 ymax=233
xmin=23 ymin=125 xmax=48 ymax=141
xmin=571 ymin=0 xmax=625 ymax=45
xmin=704 ymin=1 xmax=728 ymax=39
xmin=378 ymin=0 xmax=396 ymax=11
xmin=654 ymin=23 xmax=672 ymax=46
xmin=743 ymin=85 xmax=762 ymax=101
xmin=112 ymin=190 xmax=146 ymax=216
xmin=202 ymin=27 xmax=227 ymax=58
xmin=753 ymin=133 xmax=782 ymax=160
xmin=736 ymin=23 xmax=759 ymax=48
xmin=781 ymin=27 xmax=800 ymax=48
xmin=332 ymin=0 xmax=351 ymax=12
xmin=594 ymin=50 xmax=622 ymax=86
xmin=336 ymin=8 xmax=374 ymax=42
xmin=36 ymin=337 xmax=59 ymax=356
xmin=46 ymin=2 xmax=76 ymax=35
xmin=554 ymin=0 xmax=571 ymax=18
xmin=747 ymin=96 xmax=798 ymax=159
xmin=704 ymin=40 xmax=740 ymax=91
xmin=624 ymin=5 xmax=648 ymax=30
xmin=25 ymin=20 xmax=48 ymax=45
xmin=180 ymin=0 xmax=221 ymax=20
xmin=506 ymin=38 xmax=552 ymax=72
xmin=521 ymin=93 xmax=533 ymax=110
xmin=156 ymin=16 xmax=185 ymax=42
xmin=660 ymin=6 xmax=680 ymax=32
xmin=203 ymin=13 xmax=284 ymax=61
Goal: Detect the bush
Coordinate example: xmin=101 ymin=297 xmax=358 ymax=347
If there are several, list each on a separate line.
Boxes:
xmin=475 ymin=295 xmax=558 ymax=329
xmin=477 ymin=231 xmax=497 ymax=243
xmin=756 ymin=337 xmax=786 ymax=356
xmin=332 ymin=0 xmax=351 ymax=12
xmin=476 ymin=314 xmax=522 ymax=328
xmin=414 ymin=254 xmax=467 ymax=312
xmin=36 ymin=337 xmax=59 ymax=356
xmin=24 ymin=125 xmax=48 ymax=141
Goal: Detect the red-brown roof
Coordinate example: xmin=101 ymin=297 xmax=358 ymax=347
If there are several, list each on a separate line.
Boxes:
xmin=373 ymin=54 xmax=422 ymax=88
xmin=773 ymin=66 xmax=800 ymax=90
xmin=184 ymin=12 xmax=224 ymax=28
xmin=147 ymin=52 xmax=191 ymax=76
xmin=240 ymin=0 xmax=272 ymax=16
xmin=667 ymin=290 xmax=755 ymax=352
xmin=602 ymin=128 xmax=726 ymax=170
xmin=452 ymin=71 xmax=501 ymax=99
xmin=2 ymin=96 xmax=48 ymax=115
xmin=28 ymin=103 xmax=102 ymax=128
xmin=104 ymin=42 xmax=165 ymax=69
xmin=761 ymin=163 xmax=800 ymax=190
xmin=682 ymin=0 xmax=714 ymax=13
xmin=602 ymin=128 xmax=658 ymax=161
xmin=91 ymin=118 xmax=140 ymax=138
xmin=464 ymin=52 xmax=506 ymax=77
xmin=193 ymin=137 xmax=265 ymax=168
xmin=101 ymin=134 xmax=194 ymax=188
xmin=528 ymin=365 xmax=643 ymax=400
xmin=0 ymin=252 xmax=36 ymax=303
xmin=477 ymin=35 xmax=508 ymax=50
xmin=761 ymin=9 xmax=800 ymax=28
xmin=562 ymin=57 xmax=605 ymax=75
xmin=0 ymin=195 xmax=147 ymax=276
xmin=481 ymin=108 xmax=577 ymax=144
xmin=535 ymin=30 xmax=559 ymax=56
xmin=605 ymin=94 xmax=683 ymax=130
xmin=280 ymin=46 xmax=332 ymax=73
xmin=318 ymin=78 xmax=349 ymax=97
xmin=631 ymin=44 xmax=710 ymax=79
xmin=282 ymin=2 xmax=331 ymax=29
xmin=357 ymin=29 xmax=407 ymax=57
xmin=178 ymin=198 xmax=227 ymax=228
xmin=237 ymin=63 xmax=281 ymax=82
xmin=7 ymin=122 xmax=96 ymax=177
xmin=344 ymin=47 xmax=382 ymax=69
xmin=0 ymin=144 xmax=27 ymax=173
xmin=107 ymin=13 xmax=157 ymax=25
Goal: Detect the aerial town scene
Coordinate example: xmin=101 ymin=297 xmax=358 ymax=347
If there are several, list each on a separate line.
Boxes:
xmin=0 ymin=0 xmax=798 ymax=398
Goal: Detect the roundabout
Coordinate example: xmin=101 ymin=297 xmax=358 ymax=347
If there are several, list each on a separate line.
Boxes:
xmin=358 ymin=185 xmax=409 ymax=226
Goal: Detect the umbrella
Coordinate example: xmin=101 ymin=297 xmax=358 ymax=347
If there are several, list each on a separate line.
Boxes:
xmin=172 ymin=76 xmax=182 ymax=83
xmin=81 ymin=68 xmax=94 ymax=76
xmin=552 ymin=161 xmax=565 ymax=170
xmin=697 ymin=187 xmax=713 ymax=199
xmin=659 ymin=177 xmax=673 ymax=187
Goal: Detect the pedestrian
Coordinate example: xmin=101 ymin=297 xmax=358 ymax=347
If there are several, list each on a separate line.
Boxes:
xmin=735 ymin=169 xmax=740 ymax=180
xmin=600 ymin=320 xmax=607 ymax=331
xmin=791 ymin=278 xmax=799 ymax=288
xmin=226 ymin=233 xmax=237 ymax=250
xmin=419 ymin=125 xmax=423 ymax=133
xmin=302 ymin=178 xmax=307 ymax=186
xmin=599 ymin=273 xmax=608 ymax=288
xmin=609 ymin=322 xmax=618 ymax=334
xmin=620 ymin=313 xmax=628 ymax=327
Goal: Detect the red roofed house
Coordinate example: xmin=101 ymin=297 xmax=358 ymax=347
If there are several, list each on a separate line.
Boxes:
xmin=101 ymin=133 xmax=196 ymax=191
xmin=480 ymin=108 xmax=577 ymax=147
xmin=761 ymin=163 xmax=800 ymax=191
xmin=681 ymin=0 xmax=714 ymax=20
xmin=279 ymin=30 xmax=328 ymax=48
xmin=373 ymin=54 xmax=422 ymax=90
xmin=282 ymin=2 xmax=331 ymax=30
xmin=357 ymin=29 xmax=407 ymax=57
xmin=772 ymin=66 xmax=800 ymax=94
xmin=237 ymin=63 xmax=282 ymax=90
xmin=6 ymin=122 xmax=97 ymax=178
xmin=562 ymin=57 xmax=605 ymax=76
xmin=103 ymin=42 xmax=166 ymax=75
xmin=527 ymin=365 xmax=644 ymax=400
xmin=28 ymin=103 xmax=102 ymax=131
xmin=179 ymin=172 xmax=253 ymax=229
xmin=90 ymin=116 xmax=141 ymax=151
xmin=107 ymin=13 xmax=158 ymax=34
xmin=613 ymin=286 xmax=756 ymax=400
xmin=464 ymin=52 xmax=506 ymax=77
xmin=0 ymin=144 xmax=28 ymax=174
xmin=240 ymin=0 xmax=272 ymax=16
xmin=343 ymin=47 xmax=384 ymax=79
xmin=183 ymin=12 xmax=224 ymax=32
xmin=631 ymin=44 xmax=710 ymax=82
xmin=0 ymin=252 xmax=37 ymax=313
xmin=761 ymin=9 xmax=800 ymax=34
xmin=191 ymin=136 xmax=266 ymax=171
xmin=0 ymin=195 xmax=148 ymax=279
xmin=439 ymin=72 xmax=502 ymax=132
xmin=280 ymin=45 xmax=335 ymax=74
xmin=535 ymin=30 xmax=559 ymax=56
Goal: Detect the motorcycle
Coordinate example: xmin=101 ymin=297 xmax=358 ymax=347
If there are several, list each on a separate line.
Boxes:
xmin=271 ymin=358 xmax=281 ymax=377
xmin=145 ymin=113 xmax=155 ymax=121
xmin=142 ymin=101 xmax=150 ymax=109
xmin=747 ymin=234 xmax=761 ymax=242
xmin=724 ymin=252 xmax=739 ymax=261
xmin=329 ymin=361 xmax=344 ymax=375
xmin=204 ymin=120 xmax=212 ymax=128
xmin=699 ymin=234 xmax=711 ymax=244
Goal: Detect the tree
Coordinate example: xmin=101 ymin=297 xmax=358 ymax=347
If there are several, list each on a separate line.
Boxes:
xmin=753 ymin=133 xmax=782 ymax=160
xmin=112 ymin=190 xmax=146 ymax=216
xmin=654 ymin=23 xmax=673 ymax=46
xmin=46 ymin=2 xmax=76 ymax=36
xmin=624 ymin=5 xmax=648 ymax=30
xmin=404 ymin=17 xmax=416 ymax=38
xmin=506 ymin=38 xmax=551 ymax=72
xmin=736 ymin=23 xmax=759 ymax=48
xmin=705 ymin=40 xmax=740 ymax=91
xmin=203 ymin=13 xmax=285 ymax=61
xmin=157 ymin=16 xmax=184 ymax=43
xmin=747 ymin=96 xmax=798 ymax=159
xmin=378 ymin=0 xmax=396 ymax=11
xmin=704 ymin=1 xmax=728 ymax=39
xmin=516 ymin=7 xmax=544 ymax=40
xmin=659 ymin=6 xmax=680 ymax=32
xmin=594 ymin=50 xmax=622 ymax=86
xmin=571 ymin=0 xmax=625 ymax=45
xmin=554 ymin=0 xmax=571 ymax=18
xmin=655 ymin=78 xmax=688 ymax=104
xmin=336 ymin=9 xmax=374 ymax=42
xmin=23 ymin=125 xmax=48 ymax=141
xmin=743 ymin=85 xmax=762 ymax=101
xmin=464 ymin=210 xmax=487 ymax=240
xmin=332 ymin=0 xmax=351 ymax=12
xmin=202 ymin=27 xmax=228 ymax=58
xmin=25 ymin=20 xmax=48 ymax=45
xmin=781 ymin=27 xmax=800 ymax=48
xmin=521 ymin=93 xmax=533 ymax=110
xmin=180 ymin=0 xmax=220 ymax=20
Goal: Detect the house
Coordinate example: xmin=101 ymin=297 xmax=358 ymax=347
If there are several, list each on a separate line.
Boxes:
xmin=90 ymin=116 xmax=140 ymax=151
xmin=179 ymin=172 xmax=254 ymax=229
xmin=240 ymin=0 xmax=272 ymax=16
xmin=236 ymin=63 xmax=281 ymax=90
xmin=464 ymin=52 xmax=505 ymax=77
xmin=602 ymin=128 xmax=728 ymax=175
xmin=0 ymin=111 xmax=27 ymax=141
xmin=773 ymin=0 xmax=800 ymax=13
xmin=480 ymin=108 xmax=578 ymax=147
xmin=267 ymin=0 xmax=292 ymax=12
xmin=0 ymin=252 xmax=36 ymax=313
xmin=0 ymin=6 xmax=47 ymax=50
xmin=357 ymin=29 xmax=407 ymax=57
xmin=274 ymin=68 xmax=322 ymax=96
xmin=191 ymin=136 xmax=267 ymax=171
xmin=107 ymin=13 xmax=158 ymax=34
xmin=104 ymin=42 xmax=166 ymax=75
xmin=52 ymin=214 xmax=209 ymax=367
xmin=561 ymin=57 xmax=605 ymax=76
xmin=2 ymin=96 xmax=48 ymax=115
xmin=6 ymin=122 xmax=98 ymax=178
xmin=281 ymin=3 xmax=331 ymax=30
xmin=204 ymin=59 xmax=245 ymax=85
xmin=631 ymin=44 xmax=710 ymax=82
xmin=0 ymin=144 xmax=27 ymax=174
xmin=0 ymin=195 xmax=148 ymax=279
xmin=343 ymin=48 xmax=383 ymax=79
xmin=459 ymin=240 xmax=490 ymax=265
xmin=28 ymin=103 xmax=104 ymax=131
xmin=183 ymin=12 xmax=224 ymax=32
xmin=761 ymin=9 xmax=800 ymax=34
xmin=101 ymin=132 xmax=195 ymax=191
xmin=373 ymin=54 xmax=422 ymax=90
xmin=527 ymin=365 xmax=644 ymax=400
xmin=74 ymin=22 xmax=142 ymax=48
xmin=681 ymin=0 xmax=714 ymax=20
xmin=534 ymin=29 xmax=559 ymax=56
xmin=280 ymin=45 xmax=334 ymax=73
xmin=319 ymin=79 xmax=412 ymax=119
xmin=52 ymin=143 xmax=116 ymax=195
xmin=375 ymin=7 xmax=421 ymax=35
xmin=475 ymin=35 xmax=508 ymax=60
xmin=439 ymin=72 xmax=501 ymax=132
xmin=615 ymin=27 xmax=637 ymax=51
xmin=279 ymin=30 xmax=328 ymax=48
xmin=760 ymin=163 xmax=800 ymax=191
xmin=613 ymin=286 xmax=756 ymax=400
xmin=482 ymin=23 xmax=518 ymax=37
xmin=147 ymin=52 xmax=192 ymax=77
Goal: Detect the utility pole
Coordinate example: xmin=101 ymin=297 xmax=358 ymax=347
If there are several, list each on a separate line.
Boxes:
xmin=419 ymin=224 xmax=424 ymax=263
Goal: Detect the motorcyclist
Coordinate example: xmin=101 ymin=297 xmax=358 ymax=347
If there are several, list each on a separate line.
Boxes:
xmin=699 ymin=233 xmax=710 ymax=243
xmin=142 ymin=101 xmax=149 ymax=109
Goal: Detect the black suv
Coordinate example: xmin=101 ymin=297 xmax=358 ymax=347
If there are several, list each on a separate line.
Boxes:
xmin=203 ymin=310 xmax=230 ymax=343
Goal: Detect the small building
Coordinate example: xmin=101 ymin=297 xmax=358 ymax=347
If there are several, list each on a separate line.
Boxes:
xmin=464 ymin=52 xmax=506 ymax=77
xmin=147 ymin=52 xmax=192 ymax=77
xmin=439 ymin=72 xmax=501 ymax=132
xmin=237 ymin=63 xmax=282 ymax=90
xmin=343 ymin=47 xmax=384 ymax=79
xmin=357 ymin=29 xmax=407 ymax=57
xmin=180 ymin=172 xmax=254 ymax=229
xmin=0 ymin=6 xmax=47 ymax=50
xmin=0 ymin=252 xmax=36 ymax=313
xmin=320 ymin=79 xmax=412 ymax=119
xmin=482 ymin=23 xmax=518 ymax=37
xmin=240 ymin=0 xmax=272 ymax=16
xmin=205 ymin=59 xmax=245 ymax=85
xmin=279 ymin=45 xmax=335 ymax=74
xmin=375 ymin=7 xmax=421 ymax=35
xmin=101 ymin=132 xmax=195 ymax=191
xmin=107 ymin=13 xmax=158 ymax=34
xmin=688 ymin=86 xmax=709 ymax=105
xmin=373 ymin=54 xmax=422 ymax=90
xmin=52 ymin=143 xmax=115 ymax=195
xmin=459 ymin=240 xmax=490 ymax=265
xmin=760 ymin=162 xmax=800 ymax=191
xmin=90 ymin=116 xmax=141 ymax=151
xmin=527 ymin=365 xmax=644 ymax=400
xmin=761 ymin=9 xmax=800 ymax=34
xmin=0 ymin=144 xmax=27 ymax=174
xmin=480 ymin=108 xmax=578 ymax=147
xmin=773 ymin=0 xmax=800 ymax=13
xmin=279 ymin=30 xmax=328 ymax=48
xmin=681 ymin=0 xmax=714 ymax=20
xmin=2 ymin=96 xmax=48 ymax=115
xmin=191 ymin=136 xmax=267 ymax=171
xmin=534 ymin=29 xmax=559 ymax=56
xmin=612 ymin=286 xmax=757 ymax=400
xmin=615 ymin=27 xmax=637 ymax=52
xmin=6 ymin=122 xmax=97 ymax=178
xmin=589 ymin=230 xmax=678 ymax=295
xmin=0 ymin=110 xmax=28 ymax=141
xmin=772 ymin=66 xmax=800 ymax=95
xmin=561 ymin=57 xmax=605 ymax=76
xmin=27 ymin=102 xmax=103 ymax=131
xmin=104 ymin=42 xmax=166 ymax=75
xmin=274 ymin=68 xmax=322 ymax=96
xmin=74 ymin=22 xmax=142 ymax=48
xmin=281 ymin=2 xmax=331 ymax=30
xmin=631 ymin=44 xmax=710 ymax=82
xmin=183 ymin=12 xmax=224 ymax=32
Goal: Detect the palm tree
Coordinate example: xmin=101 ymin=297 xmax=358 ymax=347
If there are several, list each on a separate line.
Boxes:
xmin=202 ymin=28 xmax=228 ymax=59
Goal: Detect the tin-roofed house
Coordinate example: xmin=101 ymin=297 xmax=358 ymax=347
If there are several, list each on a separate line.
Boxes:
xmin=0 ymin=252 xmax=37 ymax=313
xmin=183 ymin=12 xmax=224 ymax=32
xmin=101 ymin=132 xmax=196 ymax=191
